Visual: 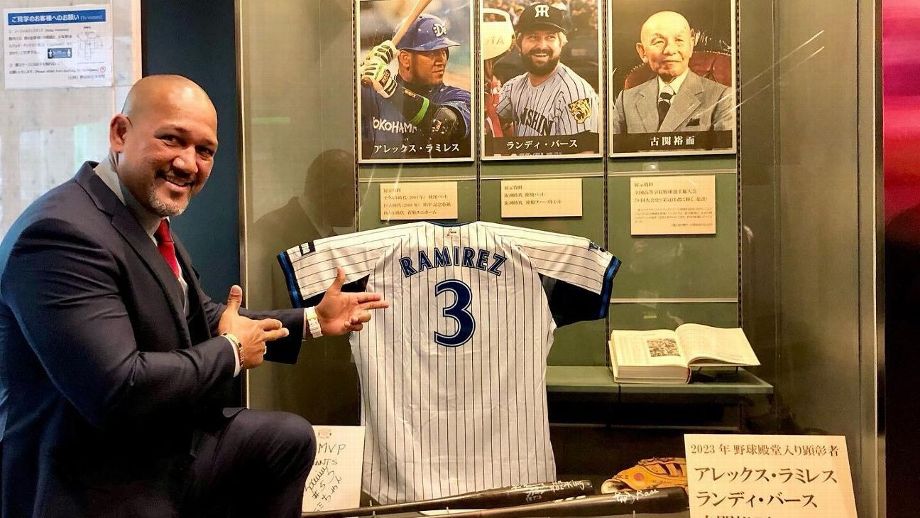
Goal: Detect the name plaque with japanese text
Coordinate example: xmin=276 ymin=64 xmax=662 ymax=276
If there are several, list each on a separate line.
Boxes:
xmin=685 ymin=434 xmax=857 ymax=518
xmin=630 ymin=175 xmax=716 ymax=235
xmin=380 ymin=182 xmax=458 ymax=221
xmin=501 ymin=178 xmax=583 ymax=218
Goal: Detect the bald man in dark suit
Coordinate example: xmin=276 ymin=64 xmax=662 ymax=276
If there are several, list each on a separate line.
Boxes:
xmin=0 ymin=75 xmax=387 ymax=517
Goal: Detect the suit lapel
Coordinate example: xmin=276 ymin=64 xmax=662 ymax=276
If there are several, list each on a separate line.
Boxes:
xmin=660 ymin=72 xmax=703 ymax=132
xmin=633 ymin=79 xmax=660 ymax=133
xmin=174 ymin=238 xmax=212 ymax=343
xmin=75 ymin=165 xmax=192 ymax=347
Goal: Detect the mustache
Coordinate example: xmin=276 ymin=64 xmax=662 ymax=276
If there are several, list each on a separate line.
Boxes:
xmin=156 ymin=168 xmax=196 ymax=185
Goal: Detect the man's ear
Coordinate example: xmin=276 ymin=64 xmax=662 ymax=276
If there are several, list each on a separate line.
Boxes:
xmin=635 ymin=42 xmax=648 ymax=63
xmin=109 ymin=114 xmax=129 ymax=151
xmin=397 ymin=50 xmax=410 ymax=68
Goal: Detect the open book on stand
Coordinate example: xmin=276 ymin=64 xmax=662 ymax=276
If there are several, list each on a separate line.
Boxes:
xmin=608 ymin=324 xmax=760 ymax=384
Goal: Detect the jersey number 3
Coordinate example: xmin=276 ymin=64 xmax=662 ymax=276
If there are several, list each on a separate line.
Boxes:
xmin=434 ymin=279 xmax=476 ymax=347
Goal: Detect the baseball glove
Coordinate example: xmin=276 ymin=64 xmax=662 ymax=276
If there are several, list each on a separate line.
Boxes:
xmin=601 ymin=457 xmax=688 ymax=493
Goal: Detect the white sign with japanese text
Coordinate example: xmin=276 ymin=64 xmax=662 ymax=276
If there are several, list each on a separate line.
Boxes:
xmin=302 ymin=426 xmax=365 ymax=513
xmin=4 ymin=5 xmax=113 ymax=89
xmin=380 ymin=182 xmax=458 ymax=221
xmin=501 ymin=178 xmax=583 ymax=218
xmin=685 ymin=434 xmax=857 ymax=518
xmin=630 ymin=175 xmax=716 ymax=235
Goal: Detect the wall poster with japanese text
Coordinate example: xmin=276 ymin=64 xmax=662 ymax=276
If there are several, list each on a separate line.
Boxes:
xmin=481 ymin=0 xmax=603 ymax=160
xmin=609 ymin=0 xmax=737 ymax=157
xmin=356 ymin=0 xmax=474 ymax=163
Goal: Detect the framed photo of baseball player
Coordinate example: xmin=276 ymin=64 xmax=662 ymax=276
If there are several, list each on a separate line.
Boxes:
xmin=481 ymin=1 xmax=604 ymax=160
xmin=356 ymin=0 xmax=475 ymax=163
xmin=609 ymin=0 xmax=738 ymax=157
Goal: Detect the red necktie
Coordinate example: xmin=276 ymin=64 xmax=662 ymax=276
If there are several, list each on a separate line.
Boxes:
xmin=154 ymin=219 xmax=180 ymax=278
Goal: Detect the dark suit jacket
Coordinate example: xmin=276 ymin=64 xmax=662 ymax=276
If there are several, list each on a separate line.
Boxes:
xmin=612 ymin=71 xmax=734 ymax=134
xmin=0 ymin=162 xmax=305 ymax=517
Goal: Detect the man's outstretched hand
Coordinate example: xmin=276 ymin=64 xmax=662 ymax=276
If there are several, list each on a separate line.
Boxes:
xmin=315 ymin=267 xmax=389 ymax=335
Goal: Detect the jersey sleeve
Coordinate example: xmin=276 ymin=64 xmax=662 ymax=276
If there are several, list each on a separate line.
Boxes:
xmin=496 ymin=79 xmax=514 ymax=122
xmin=485 ymin=223 xmax=620 ymax=325
xmin=439 ymin=87 xmax=472 ymax=138
xmin=360 ymin=87 xmax=380 ymax=144
xmin=277 ymin=229 xmax=395 ymax=308
xmin=552 ymin=76 xmax=599 ymax=135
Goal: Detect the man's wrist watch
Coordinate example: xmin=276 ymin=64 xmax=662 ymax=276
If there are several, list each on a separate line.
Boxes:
xmin=222 ymin=332 xmax=242 ymax=366
xmin=306 ymin=306 xmax=323 ymax=338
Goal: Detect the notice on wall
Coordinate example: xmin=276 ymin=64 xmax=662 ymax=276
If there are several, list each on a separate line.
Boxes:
xmin=4 ymin=5 xmax=113 ymax=89
xmin=302 ymin=426 xmax=365 ymax=513
xmin=501 ymin=178 xmax=583 ymax=218
xmin=630 ymin=176 xmax=716 ymax=235
xmin=685 ymin=434 xmax=857 ymax=518
xmin=380 ymin=182 xmax=458 ymax=221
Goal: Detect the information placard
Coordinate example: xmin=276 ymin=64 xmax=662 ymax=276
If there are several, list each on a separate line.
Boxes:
xmin=685 ymin=434 xmax=857 ymax=518
xmin=302 ymin=426 xmax=365 ymax=513
xmin=4 ymin=5 xmax=113 ymax=89
xmin=380 ymin=182 xmax=458 ymax=221
xmin=630 ymin=175 xmax=716 ymax=235
xmin=501 ymin=178 xmax=583 ymax=218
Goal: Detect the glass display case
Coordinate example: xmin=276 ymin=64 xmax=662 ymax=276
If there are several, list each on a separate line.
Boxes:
xmin=237 ymin=0 xmax=880 ymax=515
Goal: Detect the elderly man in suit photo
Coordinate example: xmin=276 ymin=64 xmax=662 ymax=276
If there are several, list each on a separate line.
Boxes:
xmin=612 ymin=10 xmax=733 ymax=134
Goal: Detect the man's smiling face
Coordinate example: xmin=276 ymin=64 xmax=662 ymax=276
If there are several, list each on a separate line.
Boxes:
xmin=110 ymin=80 xmax=218 ymax=217
xmin=519 ymin=29 xmax=563 ymax=77
xmin=636 ymin=11 xmax=694 ymax=82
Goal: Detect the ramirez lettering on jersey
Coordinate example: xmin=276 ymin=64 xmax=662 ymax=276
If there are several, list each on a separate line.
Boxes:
xmin=399 ymin=246 xmax=507 ymax=278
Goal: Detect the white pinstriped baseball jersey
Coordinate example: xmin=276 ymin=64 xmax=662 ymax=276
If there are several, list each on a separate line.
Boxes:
xmin=278 ymin=221 xmax=620 ymax=504
xmin=497 ymin=63 xmax=599 ymax=137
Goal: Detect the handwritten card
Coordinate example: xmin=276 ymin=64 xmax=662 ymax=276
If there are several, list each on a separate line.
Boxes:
xmin=630 ymin=176 xmax=716 ymax=235
xmin=500 ymin=178 xmax=583 ymax=218
xmin=685 ymin=434 xmax=857 ymax=518
xmin=380 ymin=182 xmax=458 ymax=221
xmin=302 ymin=426 xmax=365 ymax=513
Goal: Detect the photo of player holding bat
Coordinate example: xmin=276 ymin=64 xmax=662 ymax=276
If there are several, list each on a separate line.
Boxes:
xmin=356 ymin=0 xmax=474 ymax=163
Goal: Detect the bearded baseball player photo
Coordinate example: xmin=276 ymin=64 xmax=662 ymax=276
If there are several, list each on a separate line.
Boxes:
xmin=482 ymin=1 xmax=602 ymax=159
xmin=609 ymin=0 xmax=737 ymax=156
xmin=357 ymin=0 xmax=474 ymax=163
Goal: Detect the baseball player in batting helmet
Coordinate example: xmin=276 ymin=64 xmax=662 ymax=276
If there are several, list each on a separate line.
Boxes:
xmin=359 ymin=13 xmax=471 ymax=159
xmin=398 ymin=14 xmax=459 ymax=53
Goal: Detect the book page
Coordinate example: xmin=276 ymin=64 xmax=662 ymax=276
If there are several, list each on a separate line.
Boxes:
xmin=676 ymin=324 xmax=760 ymax=366
xmin=611 ymin=330 xmax=688 ymax=367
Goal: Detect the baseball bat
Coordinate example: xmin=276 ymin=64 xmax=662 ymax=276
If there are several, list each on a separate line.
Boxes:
xmin=360 ymin=0 xmax=435 ymax=86
xmin=391 ymin=0 xmax=434 ymax=48
xmin=301 ymin=480 xmax=594 ymax=518
xmin=432 ymin=487 xmax=689 ymax=517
